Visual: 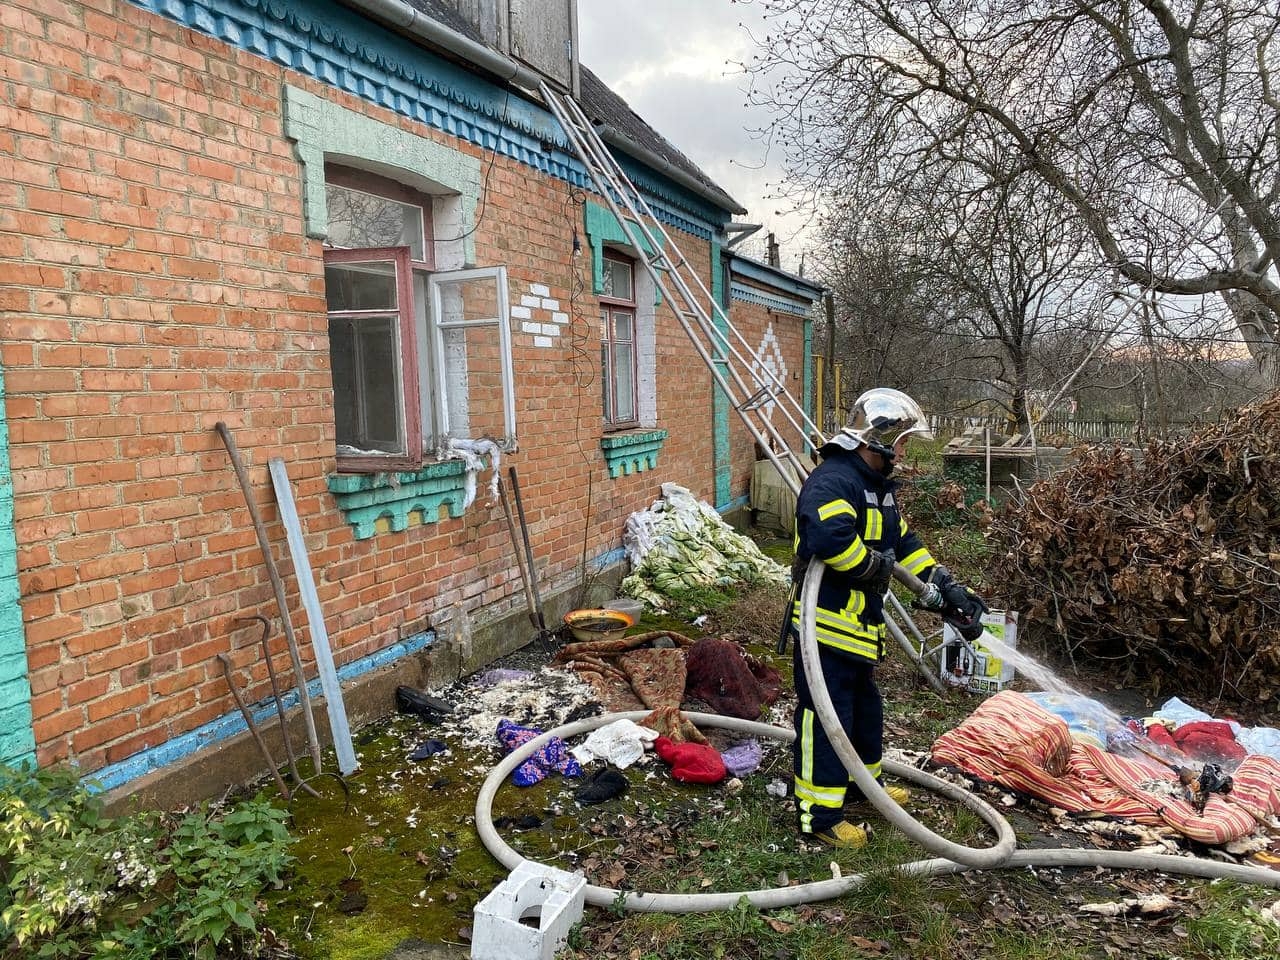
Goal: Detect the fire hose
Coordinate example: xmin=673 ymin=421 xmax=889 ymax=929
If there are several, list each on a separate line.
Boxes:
xmin=475 ymin=557 xmax=1280 ymax=911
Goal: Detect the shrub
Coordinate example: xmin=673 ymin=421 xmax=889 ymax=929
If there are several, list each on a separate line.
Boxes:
xmin=0 ymin=762 xmax=293 ymax=959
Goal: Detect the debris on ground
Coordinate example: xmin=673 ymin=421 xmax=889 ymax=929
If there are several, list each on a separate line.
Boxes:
xmin=619 ymin=482 xmax=788 ymax=610
xmin=990 ymin=391 xmax=1280 ymax=705
xmin=1079 ymin=894 xmax=1177 ymax=917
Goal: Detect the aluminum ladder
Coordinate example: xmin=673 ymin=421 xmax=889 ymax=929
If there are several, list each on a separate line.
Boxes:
xmin=538 ymin=82 xmax=947 ymax=693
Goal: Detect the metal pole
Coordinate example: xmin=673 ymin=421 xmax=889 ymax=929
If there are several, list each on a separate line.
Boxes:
xmin=984 ymin=427 xmax=992 ymax=503
xmin=215 ymin=422 xmax=323 ymax=772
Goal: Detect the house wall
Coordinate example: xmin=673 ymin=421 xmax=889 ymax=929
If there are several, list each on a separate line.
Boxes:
xmin=726 ymin=280 xmax=815 ymax=508
xmin=0 ymin=0 xmax=738 ymax=788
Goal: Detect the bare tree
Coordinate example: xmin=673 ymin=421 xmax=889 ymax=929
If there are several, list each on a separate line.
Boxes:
xmin=812 ymin=158 xmax=1107 ymax=429
xmin=750 ymin=0 xmax=1280 ymax=381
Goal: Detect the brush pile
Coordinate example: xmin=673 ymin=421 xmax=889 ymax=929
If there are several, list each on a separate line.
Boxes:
xmin=989 ymin=392 xmax=1280 ymax=703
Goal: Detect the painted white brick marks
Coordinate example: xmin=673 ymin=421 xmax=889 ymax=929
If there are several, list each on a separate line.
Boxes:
xmin=513 ymin=282 xmax=573 ymax=348
xmin=750 ymin=323 xmax=788 ymax=422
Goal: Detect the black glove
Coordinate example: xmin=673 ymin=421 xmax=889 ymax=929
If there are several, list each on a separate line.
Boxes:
xmin=852 ymin=548 xmax=895 ymax=598
xmin=790 ymin=554 xmax=808 ymax=585
xmin=941 ymin=581 xmax=988 ymax=642
xmin=917 ymin=565 xmax=988 ymax=640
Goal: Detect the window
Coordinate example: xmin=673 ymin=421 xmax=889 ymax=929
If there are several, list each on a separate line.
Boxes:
xmin=323 ymin=167 xmax=515 ymax=470
xmin=600 ymin=252 xmax=639 ymax=430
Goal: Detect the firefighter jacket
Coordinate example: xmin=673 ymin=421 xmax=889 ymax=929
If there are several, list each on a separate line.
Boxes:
xmin=790 ymin=448 xmax=936 ymax=662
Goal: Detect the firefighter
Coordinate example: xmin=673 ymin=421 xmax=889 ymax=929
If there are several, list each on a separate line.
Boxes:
xmin=790 ymin=387 xmax=987 ymax=848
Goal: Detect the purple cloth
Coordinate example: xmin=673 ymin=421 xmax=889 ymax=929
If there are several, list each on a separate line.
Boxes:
xmin=720 ymin=739 xmax=763 ymax=778
xmin=496 ymin=719 xmax=583 ymax=787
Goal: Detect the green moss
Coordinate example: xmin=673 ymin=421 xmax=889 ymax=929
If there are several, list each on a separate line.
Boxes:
xmin=261 ymin=714 xmax=504 ymax=959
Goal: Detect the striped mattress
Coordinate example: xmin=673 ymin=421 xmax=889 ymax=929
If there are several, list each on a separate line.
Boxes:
xmin=931 ymin=691 xmax=1280 ymax=844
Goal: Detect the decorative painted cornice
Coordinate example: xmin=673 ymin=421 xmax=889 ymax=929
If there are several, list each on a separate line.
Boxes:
xmin=584 ymin=200 xmax=665 ymax=301
xmin=327 ymin=461 xmax=470 ymax=539
xmin=128 ymin=0 xmax=727 ymax=238
xmin=600 ymin=429 xmax=668 ymax=478
xmin=730 ymin=281 xmax=817 ymax=318
xmin=729 ymin=254 xmax=825 ymax=300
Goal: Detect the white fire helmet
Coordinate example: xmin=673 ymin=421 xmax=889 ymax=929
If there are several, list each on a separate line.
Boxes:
xmin=821 ymin=387 xmax=933 ymax=460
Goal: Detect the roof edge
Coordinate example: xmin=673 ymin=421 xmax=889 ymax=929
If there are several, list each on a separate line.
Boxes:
xmin=729 ymin=251 xmax=825 ymax=299
xmin=599 ymin=125 xmax=747 ymax=216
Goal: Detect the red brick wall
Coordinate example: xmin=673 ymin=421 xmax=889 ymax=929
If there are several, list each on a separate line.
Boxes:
xmin=0 ymin=0 xmax=725 ymax=774
xmin=726 ymin=292 xmax=811 ymax=501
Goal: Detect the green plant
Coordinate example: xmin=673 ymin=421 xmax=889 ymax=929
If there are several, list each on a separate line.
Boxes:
xmin=0 ymin=762 xmax=294 ymax=959
xmin=1186 ymin=881 xmax=1280 ymax=960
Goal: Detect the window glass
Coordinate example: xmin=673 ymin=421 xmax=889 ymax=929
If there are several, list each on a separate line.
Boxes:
xmin=602 ymin=256 xmax=633 ymax=301
xmin=602 ymin=306 xmax=638 ymax=428
xmin=328 ymin=313 xmax=405 ymax=455
xmin=614 ymin=340 xmax=636 ymax=423
xmin=324 ymin=261 xmax=397 ymax=312
xmin=327 ymin=183 xmax=426 ymax=261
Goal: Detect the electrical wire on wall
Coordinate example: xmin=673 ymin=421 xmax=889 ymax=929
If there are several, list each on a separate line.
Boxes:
xmin=432 ymin=85 xmax=511 ymax=245
xmin=562 ymin=182 xmax=608 ymax=601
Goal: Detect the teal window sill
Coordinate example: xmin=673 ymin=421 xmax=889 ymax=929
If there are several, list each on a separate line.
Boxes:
xmin=328 ymin=461 xmax=470 ymax=540
xmin=600 ymin=429 xmax=668 ymax=478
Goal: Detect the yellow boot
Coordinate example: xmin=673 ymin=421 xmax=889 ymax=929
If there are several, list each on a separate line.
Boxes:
xmin=810 ymin=820 xmax=868 ymax=849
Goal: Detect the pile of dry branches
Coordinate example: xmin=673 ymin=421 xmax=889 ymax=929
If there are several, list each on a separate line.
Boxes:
xmin=990 ymin=392 xmax=1280 ymax=704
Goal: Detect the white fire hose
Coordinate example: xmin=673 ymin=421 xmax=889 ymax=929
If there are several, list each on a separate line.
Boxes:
xmin=475 ymin=557 xmax=1280 ymax=911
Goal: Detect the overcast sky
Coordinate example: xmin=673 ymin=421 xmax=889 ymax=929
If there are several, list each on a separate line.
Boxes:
xmin=576 ymin=0 xmax=812 ymax=271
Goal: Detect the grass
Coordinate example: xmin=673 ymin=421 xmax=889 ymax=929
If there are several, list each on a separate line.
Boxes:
xmin=1186 ymin=881 xmax=1280 ymax=959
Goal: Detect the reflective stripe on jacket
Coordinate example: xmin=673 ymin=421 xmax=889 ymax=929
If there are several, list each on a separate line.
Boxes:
xmin=791 ymin=449 xmax=934 ymax=662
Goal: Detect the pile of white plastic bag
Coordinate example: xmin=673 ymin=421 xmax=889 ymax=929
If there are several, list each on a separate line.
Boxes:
xmin=618 ymin=483 xmax=788 ymax=611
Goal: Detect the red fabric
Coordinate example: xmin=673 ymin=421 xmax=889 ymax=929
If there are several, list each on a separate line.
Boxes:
xmin=654 ymin=735 xmax=727 ymax=784
xmin=1145 ymin=723 xmax=1178 ymax=750
xmin=683 ymin=637 xmax=782 ymax=720
xmin=1171 ymin=721 xmax=1247 ymax=763
xmin=932 ymin=691 xmax=1280 ymax=845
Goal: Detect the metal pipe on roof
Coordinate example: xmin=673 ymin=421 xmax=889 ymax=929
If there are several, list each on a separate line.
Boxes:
xmin=339 ymin=0 xmax=746 ymax=216
xmin=339 ymin=0 xmax=545 ymax=90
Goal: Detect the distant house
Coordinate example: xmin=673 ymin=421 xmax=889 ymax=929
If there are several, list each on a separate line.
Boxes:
xmin=0 ymin=0 xmax=821 ymax=802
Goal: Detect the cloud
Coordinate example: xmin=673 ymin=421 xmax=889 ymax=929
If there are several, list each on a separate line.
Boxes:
xmin=578 ymin=0 xmax=814 ymax=268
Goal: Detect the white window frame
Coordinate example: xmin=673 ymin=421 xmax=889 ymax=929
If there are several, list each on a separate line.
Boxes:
xmin=426 ymin=266 xmax=516 ymax=456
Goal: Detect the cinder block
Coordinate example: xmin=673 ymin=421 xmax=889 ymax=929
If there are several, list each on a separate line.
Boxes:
xmin=471 ymin=861 xmax=586 ymax=960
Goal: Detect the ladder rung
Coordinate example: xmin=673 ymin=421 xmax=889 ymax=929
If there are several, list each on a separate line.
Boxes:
xmin=739 ymin=385 xmax=782 ymax=412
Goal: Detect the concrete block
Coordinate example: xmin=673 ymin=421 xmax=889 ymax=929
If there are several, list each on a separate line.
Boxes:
xmin=471 ymin=861 xmax=586 ymax=960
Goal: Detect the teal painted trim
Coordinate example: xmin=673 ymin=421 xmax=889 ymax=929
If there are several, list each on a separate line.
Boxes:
xmin=804 ymin=316 xmax=814 ymax=436
xmin=327 ymin=460 xmax=470 ymax=539
xmin=584 ymin=200 xmax=664 ymax=303
xmin=729 ymin=255 xmax=825 ymax=300
xmin=717 ymin=495 xmax=750 ymax=514
xmin=592 ymin=546 xmax=626 ymax=570
xmin=87 ymin=630 xmax=436 ymax=793
xmin=284 ymin=85 xmax=482 ymax=264
xmin=730 ymin=281 xmax=816 ymax=317
xmin=0 ymin=363 xmax=34 ymax=768
xmin=600 ymin=429 xmax=668 ymax=478
xmin=710 ymin=240 xmax=732 ymax=507
xmin=128 ymin=0 xmax=729 ymax=238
